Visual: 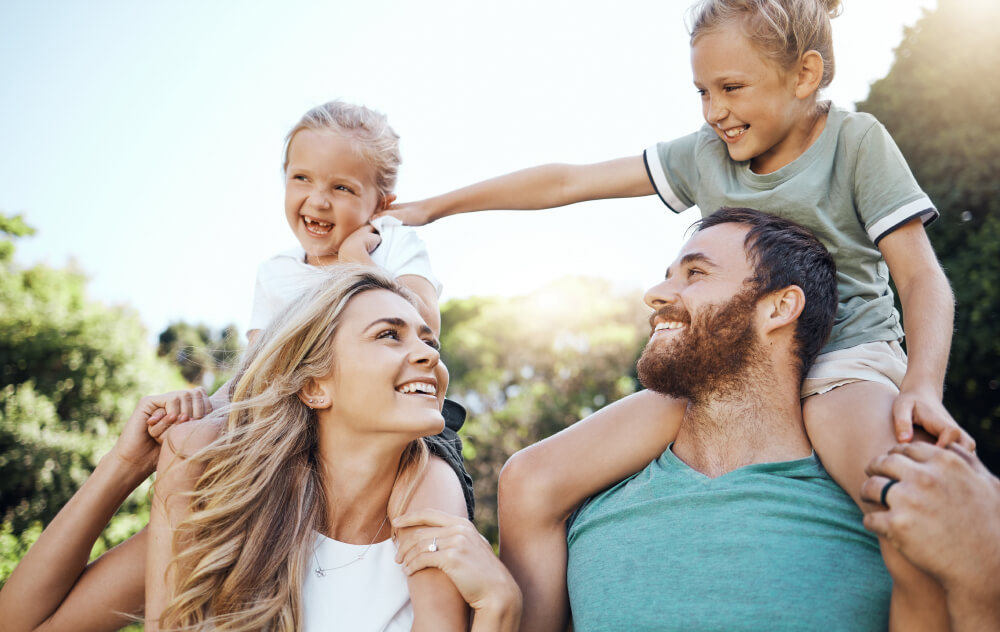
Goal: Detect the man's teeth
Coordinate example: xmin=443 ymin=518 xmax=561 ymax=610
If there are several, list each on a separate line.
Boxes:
xmin=397 ymin=382 xmax=437 ymax=395
xmin=304 ymin=218 xmax=333 ymax=235
xmin=655 ymin=321 xmax=685 ymax=332
xmin=724 ymin=126 xmax=748 ymax=138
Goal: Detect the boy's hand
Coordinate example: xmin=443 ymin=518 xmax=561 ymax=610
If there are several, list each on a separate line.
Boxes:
xmin=376 ymin=201 xmax=437 ymax=226
xmin=112 ymin=388 xmax=212 ymax=477
xmin=339 ymin=223 xmax=382 ymax=263
xmin=892 ymin=385 xmax=975 ymax=450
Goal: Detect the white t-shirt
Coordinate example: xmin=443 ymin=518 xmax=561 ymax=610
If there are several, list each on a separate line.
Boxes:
xmin=302 ymin=533 xmax=413 ymax=631
xmin=249 ymin=216 xmax=441 ymax=333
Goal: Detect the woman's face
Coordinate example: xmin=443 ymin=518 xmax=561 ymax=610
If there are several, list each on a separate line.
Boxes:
xmin=311 ymin=289 xmax=448 ymax=439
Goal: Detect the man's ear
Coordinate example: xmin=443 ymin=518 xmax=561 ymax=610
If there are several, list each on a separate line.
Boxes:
xmin=296 ymin=378 xmax=333 ymax=410
xmin=794 ymin=50 xmax=824 ymax=100
xmin=762 ymin=285 xmax=806 ymax=334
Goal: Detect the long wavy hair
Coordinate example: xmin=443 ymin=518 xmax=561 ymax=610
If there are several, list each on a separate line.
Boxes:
xmin=159 ymin=265 xmax=430 ymax=631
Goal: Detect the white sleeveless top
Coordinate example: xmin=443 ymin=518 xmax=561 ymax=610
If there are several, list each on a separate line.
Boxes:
xmin=302 ymin=533 xmax=413 ymax=631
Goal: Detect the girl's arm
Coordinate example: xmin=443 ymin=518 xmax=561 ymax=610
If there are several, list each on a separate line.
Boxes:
xmin=145 ymin=419 xmax=219 ymax=631
xmin=395 ymin=274 xmax=440 ymax=336
xmin=879 ymin=219 xmax=974 ymax=448
xmin=395 ymin=509 xmax=522 ymax=632
xmin=383 ymin=156 xmax=655 ymax=226
xmin=0 ymin=391 xmax=210 ymax=632
xmin=498 ymin=390 xmax=686 ymax=632
xmin=399 ymin=457 xmax=471 ymax=632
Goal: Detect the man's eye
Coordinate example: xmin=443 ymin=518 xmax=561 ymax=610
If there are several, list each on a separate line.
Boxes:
xmin=687 ymin=268 xmax=704 ymax=277
xmin=423 ymin=338 xmax=441 ymax=350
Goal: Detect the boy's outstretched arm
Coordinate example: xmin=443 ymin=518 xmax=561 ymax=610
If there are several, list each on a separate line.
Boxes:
xmin=879 ymin=218 xmax=974 ymax=448
xmin=498 ymin=390 xmax=685 ymax=632
xmin=383 ymin=156 xmax=654 ymax=226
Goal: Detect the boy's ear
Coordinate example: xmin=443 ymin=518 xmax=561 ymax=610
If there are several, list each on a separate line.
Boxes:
xmin=794 ymin=50 xmax=824 ymax=99
xmin=296 ymin=378 xmax=333 ymax=410
xmin=380 ymin=194 xmax=397 ymax=211
xmin=761 ymin=285 xmax=806 ymax=334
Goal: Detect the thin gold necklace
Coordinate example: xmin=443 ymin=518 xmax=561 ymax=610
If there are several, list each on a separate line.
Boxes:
xmin=313 ymin=514 xmax=389 ymax=577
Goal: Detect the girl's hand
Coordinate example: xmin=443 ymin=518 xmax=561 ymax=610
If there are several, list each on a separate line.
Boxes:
xmin=112 ymin=388 xmax=212 ymax=477
xmin=891 ymin=385 xmax=975 ymax=450
xmin=339 ymin=223 xmax=382 ymax=264
xmin=394 ymin=509 xmax=522 ymax=624
xmin=376 ymin=201 xmax=437 ymax=226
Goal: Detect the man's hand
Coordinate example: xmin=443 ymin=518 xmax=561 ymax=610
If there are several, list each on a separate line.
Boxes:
xmin=891 ymin=384 xmax=975 ymax=449
xmin=111 ymin=388 xmax=211 ymax=477
xmin=338 ymin=222 xmax=382 ymax=263
xmin=376 ymin=201 xmax=438 ymax=226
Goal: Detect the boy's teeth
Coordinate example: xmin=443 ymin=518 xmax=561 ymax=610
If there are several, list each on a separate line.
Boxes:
xmin=397 ymin=382 xmax=436 ymax=395
xmin=724 ymin=126 xmax=748 ymax=138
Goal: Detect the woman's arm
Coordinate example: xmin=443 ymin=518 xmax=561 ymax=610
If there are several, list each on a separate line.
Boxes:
xmin=382 ymin=156 xmax=654 ymax=226
xmin=0 ymin=390 xmax=210 ymax=632
xmin=395 ymin=508 xmax=522 ymax=632
xmin=398 ymin=456 xmax=471 ymax=632
xmin=145 ymin=418 xmax=220 ymax=631
xmin=498 ymin=389 xmax=685 ymax=632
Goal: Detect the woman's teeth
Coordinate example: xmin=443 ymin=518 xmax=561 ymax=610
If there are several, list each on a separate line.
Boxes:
xmin=397 ymin=382 xmax=437 ymax=395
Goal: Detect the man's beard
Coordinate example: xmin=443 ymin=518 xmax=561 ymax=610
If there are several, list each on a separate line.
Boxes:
xmin=636 ymin=288 xmax=765 ymax=404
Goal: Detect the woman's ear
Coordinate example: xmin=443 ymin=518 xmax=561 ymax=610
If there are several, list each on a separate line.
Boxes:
xmin=763 ymin=285 xmax=806 ymax=334
xmin=297 ymin=379 xmax=333 ymax=410
xmin=794 ymin=50 xmax=824 ymax=99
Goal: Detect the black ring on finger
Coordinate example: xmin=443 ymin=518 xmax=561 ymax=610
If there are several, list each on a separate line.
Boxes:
xmin=880 ymin=479 xmax=898 ymax=508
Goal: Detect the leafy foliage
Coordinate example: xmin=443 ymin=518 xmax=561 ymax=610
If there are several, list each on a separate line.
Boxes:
xmin=441 ymin=277 xmax=650 ymax=542
xmin=157 ymin=321 xmax=242 ymax=391
xmin=856 ymin=0 xmax=1000 ymax=469
xmin=0 ymin=213 xmax=181 ymax=583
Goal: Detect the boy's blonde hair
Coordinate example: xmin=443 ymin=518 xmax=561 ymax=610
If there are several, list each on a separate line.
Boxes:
xmin=688 ymin=0 xmax=842 ymax=89
xmin=160 ymin=266 xmax=429 ymax=631
xmin=283 ymin=100 xmax=402 ymax=205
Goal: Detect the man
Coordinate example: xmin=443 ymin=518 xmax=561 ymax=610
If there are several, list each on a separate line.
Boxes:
xmin=499 ymin=207 xmax=891 ymax=631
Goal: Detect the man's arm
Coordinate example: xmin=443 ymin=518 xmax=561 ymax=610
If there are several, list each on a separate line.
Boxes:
xmin=498 ymin=390 xmax=685 ymax=631
xmin=382 ymin=156 xmax=655 ymax=226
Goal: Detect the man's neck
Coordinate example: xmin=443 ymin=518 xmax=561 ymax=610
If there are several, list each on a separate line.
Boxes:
xmin=671 ymin=373 xmax=811 ymax=478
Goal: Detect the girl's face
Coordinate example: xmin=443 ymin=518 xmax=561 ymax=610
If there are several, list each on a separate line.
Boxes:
xmin=284 ymin=130 xmax=382 ymax=266
xmin=310 ymin=289 xmax=448 ymax=440
xmin=691 ymin=22 xmax=816 ymax=174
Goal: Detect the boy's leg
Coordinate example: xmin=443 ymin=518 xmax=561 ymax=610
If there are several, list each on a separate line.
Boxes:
xmin=805 ymin=381 xmax=948 ymax=632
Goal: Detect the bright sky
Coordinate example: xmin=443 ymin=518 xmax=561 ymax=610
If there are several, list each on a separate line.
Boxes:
xmin=1 ymin=0 xmax=935 ymax=340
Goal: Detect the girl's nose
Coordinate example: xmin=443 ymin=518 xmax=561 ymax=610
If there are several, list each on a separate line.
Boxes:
xmin=308 ymin=189 xmax=331 ymax=209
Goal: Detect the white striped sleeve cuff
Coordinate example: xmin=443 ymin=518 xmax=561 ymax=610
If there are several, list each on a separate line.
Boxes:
xmin=643 ymin=145 xmax=689 ymax=214
xmin=867 ymin=196 xmax=939 ymax=245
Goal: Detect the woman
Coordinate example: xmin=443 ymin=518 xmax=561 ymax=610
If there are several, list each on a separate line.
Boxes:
xmin=3 ymin=266 xmax=520 ymax=631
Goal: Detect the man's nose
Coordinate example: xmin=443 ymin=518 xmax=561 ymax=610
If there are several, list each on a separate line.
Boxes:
xmin=644 ymin=279 xmax=679 ymax=309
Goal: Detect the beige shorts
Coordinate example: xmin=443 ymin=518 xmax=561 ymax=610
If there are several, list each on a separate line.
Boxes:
xmin=801 ymin=340 xmax=908 ymax=399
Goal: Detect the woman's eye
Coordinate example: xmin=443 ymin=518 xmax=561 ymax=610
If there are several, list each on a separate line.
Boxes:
xmin=376 ymin=329 xmax=400 ymax=341
xmin=724 ymin=85 xmax=742 ymax=92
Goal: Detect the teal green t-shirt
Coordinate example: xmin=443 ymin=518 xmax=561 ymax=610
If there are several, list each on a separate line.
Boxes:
xmin=567 ymin=447 xmax=891 ymax=631
xmin=644 ymin=104 xmax=937 ymax=353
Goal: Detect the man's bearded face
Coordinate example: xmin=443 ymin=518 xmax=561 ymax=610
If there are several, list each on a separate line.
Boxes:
xmin=636 ymin=286 xmax=764 ymax=403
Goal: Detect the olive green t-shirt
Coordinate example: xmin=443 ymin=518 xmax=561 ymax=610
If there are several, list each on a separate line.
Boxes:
xmin=644 ymin=104 xmax=937 ymax=352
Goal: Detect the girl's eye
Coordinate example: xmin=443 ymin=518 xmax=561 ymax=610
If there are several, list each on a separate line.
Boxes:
xmin=335 ymin=184 xmax=355 ymax=194
xmin=292 ymin=174 xmax=308 ymax=182
xmin=376 ymin=329 xmax=400 ymax=341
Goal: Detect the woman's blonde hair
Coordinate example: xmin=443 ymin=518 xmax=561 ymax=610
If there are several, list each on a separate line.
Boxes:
xmin=688 ymin=0 xmax=842 ymax=89
xmin=159 ymin=265 xmax=429 ymax=631
xmin=282 ymin=100 xmax=402 ymax=205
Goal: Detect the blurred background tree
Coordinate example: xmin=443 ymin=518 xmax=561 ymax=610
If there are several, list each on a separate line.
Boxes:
xmin=857 ymin=0 xmax=1000 ymax=470
xmin=0 ymin=212 xmax=183 ymax=585
xmin=441 ymin=277 xmax=649 ymax=542
xmin=157 ymin=320 xmax=242 ymax=392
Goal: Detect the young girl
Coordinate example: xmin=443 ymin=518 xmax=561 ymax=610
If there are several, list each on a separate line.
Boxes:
xmin=384 ymin=1 xmax=971 ymax=629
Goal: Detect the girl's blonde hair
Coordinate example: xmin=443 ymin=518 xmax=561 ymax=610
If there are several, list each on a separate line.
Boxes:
xmin=160 ymin=265 xmax=429 ymax=631
xmin=688 ymin=0 xmax=842 ymax=89
xmin=282 ymin=100 xmax=402 ymax=205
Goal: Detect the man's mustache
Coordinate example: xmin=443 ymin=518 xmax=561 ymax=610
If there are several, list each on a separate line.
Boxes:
xmin=648 ymin=305 xmax=692 ymax=333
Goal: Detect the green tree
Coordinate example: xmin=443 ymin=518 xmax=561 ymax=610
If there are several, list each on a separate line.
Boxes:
xmin=0 ymin=212 xmax=182 ymax=584
xmin=856 ymin=0 xmax=1000 ymax=470
xmin=158 ymin=321 xmax=242 ymax=391
xmin=441 ymin=277 xmax=649 ymax=542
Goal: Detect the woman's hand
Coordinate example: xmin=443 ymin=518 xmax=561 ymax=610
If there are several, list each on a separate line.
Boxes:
xmin=394 ymin=509 xmax=522 ymax=631
xmin=112 ymin=388 xmax=212 ymax=477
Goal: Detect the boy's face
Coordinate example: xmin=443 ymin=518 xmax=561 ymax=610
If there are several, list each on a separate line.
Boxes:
xmin=284 ymin=129 xmax=381 ymax=266
xmin=690 ymin=22 xmax=809 ymax=174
